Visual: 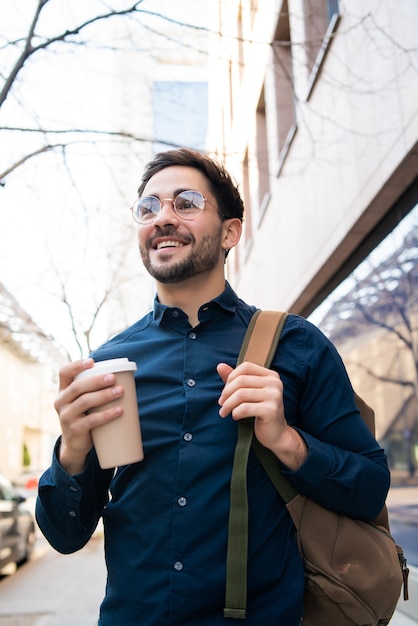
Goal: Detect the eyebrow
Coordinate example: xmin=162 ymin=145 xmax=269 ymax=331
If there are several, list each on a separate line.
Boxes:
xmin=144 ymin=188 xmax=195 ymax=199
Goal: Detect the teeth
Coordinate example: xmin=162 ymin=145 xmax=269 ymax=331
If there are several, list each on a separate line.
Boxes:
xmin=157 ymin=241 xmax=184 ymax=250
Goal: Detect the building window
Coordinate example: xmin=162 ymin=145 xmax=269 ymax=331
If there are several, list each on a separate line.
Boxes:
xmin=152 ymin=81 xmax=208 ymax=152
xmin=249 ymin=0 xmax=258 ymax=25
xmin=242 ymin=148 xmax=253 ymax=256
xmin=228 ymin=59 xmax=234 ymax=124
xmin=327 ymin=0 xmax=339 ymax=19
xmin=303 ymin=0 xmax=341 ymax=98
xmin=309 ymin=200 xmax=418 ymax=476
xmin=256 ymin=86 xmax=270 ymax=216
xmin=238 ymin=4 xmax=244 ymax=80
xmin=272 ymin=0 xmax=297 ymax=169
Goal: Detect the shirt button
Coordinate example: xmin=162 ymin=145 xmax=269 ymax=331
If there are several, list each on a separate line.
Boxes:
xmin=174 ymin=561 xmax=183 ymax=571
xmin=172 ymin=310 xmax=179 ymax=318
xmin=177 ymin=496 xmax=187 ymax=507
xmin=68 ymin=510 xmax=76 ymax=518
xmin=189 ymin=332 xmax=197 ymax=340
xmin=187 ymin=378 xmax=196 ymax=387
xmin=184 ymin=432 xmax=193 ymax=442
xmin=69 ymin=486 xmax=78 ymax=492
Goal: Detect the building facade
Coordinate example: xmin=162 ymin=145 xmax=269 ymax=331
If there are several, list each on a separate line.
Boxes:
xmin=206 ymin=7 xmax=418 ymax=612
xmin=207 ymin=0 xmax=418 ymax=466
xmin=207 ymin=0 xmax=417 ymax=314
xmin=0 ymin=284 xmax=66 ymax=481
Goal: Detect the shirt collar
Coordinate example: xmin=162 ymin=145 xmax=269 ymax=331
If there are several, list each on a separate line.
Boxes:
xmin=153 ymin=281 xmax=239 ymax=326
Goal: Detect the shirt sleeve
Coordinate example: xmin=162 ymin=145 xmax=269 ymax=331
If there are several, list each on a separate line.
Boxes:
xmin=277 ymin=315 xmax=390 ymax=521
xmin=36 ymin=437 xmax=113 ymax=553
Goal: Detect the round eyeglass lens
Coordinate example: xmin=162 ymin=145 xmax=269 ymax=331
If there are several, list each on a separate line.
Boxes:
xmin=134 ymin=196 xmax=160 ymax=223
xmin=174 ymin=191 xmax=205 ymax=218
xmin=133 ymin=190 xmax=207 ymax=223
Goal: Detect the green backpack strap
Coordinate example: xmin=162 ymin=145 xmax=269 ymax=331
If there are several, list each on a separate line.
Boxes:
xmin=224 ymin=310 xmax=290 ymax=619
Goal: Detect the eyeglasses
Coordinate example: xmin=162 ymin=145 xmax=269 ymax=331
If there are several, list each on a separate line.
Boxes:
xmin=131 ymin=190 xmax=220 ymax=224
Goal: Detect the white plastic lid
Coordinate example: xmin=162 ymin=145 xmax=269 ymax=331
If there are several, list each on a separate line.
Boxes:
xmin=75 ymin=358 xmax=137 ymax=380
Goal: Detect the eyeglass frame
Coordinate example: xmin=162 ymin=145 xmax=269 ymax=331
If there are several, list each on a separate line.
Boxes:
xmin=130 ymin=189 xmax=225 ymax=224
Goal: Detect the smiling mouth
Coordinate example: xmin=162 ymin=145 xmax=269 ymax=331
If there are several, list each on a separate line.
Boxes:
xmin=156 ymin=240 xmax=185 ymax=250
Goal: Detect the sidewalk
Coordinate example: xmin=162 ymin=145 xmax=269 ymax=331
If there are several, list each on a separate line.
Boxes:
xmin=391 ymin=611 xmax=418 ymax=626
xmin=387 ymin=473 xmax=418 ymax=625
xmin=392 ymin=564 xmax=418 ymax=626
xmin=0 ymin=534 xmax=106 ymax=626
xmin=387 ymin=483 xmax=418 ymax=508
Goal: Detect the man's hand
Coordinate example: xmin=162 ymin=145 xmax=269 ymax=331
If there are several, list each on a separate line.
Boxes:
xmin=54 ymin=359 xmax=125 ymax=475
xmin=217 ymin=361 xmax=308 ymax=470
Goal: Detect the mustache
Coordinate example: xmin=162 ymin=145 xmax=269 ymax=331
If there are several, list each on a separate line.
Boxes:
xmin=148 ymin=227 xmax=194 ymax=247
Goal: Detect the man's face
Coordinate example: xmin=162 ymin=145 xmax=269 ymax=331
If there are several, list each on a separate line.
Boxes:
xmin=137 ymin=166 xmax=226 ymax=284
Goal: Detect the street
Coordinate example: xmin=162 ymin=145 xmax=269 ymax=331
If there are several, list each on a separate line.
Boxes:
xmin=0 ymin=530 xmax=106 ymax=626
xmin=0 ymin=486 xmax=417 ymax=626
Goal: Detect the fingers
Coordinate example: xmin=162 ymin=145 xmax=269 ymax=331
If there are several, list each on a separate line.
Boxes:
xmin=55 ymin=359 xmax=121 ymax=414
xmin=217 ymin=361 xmax=282 ymax=420
xmin=57 ymin=358 xmax=94 ymax=392
xmin=216 ymin=362 xmax=233 ymax=384
xmin=217 ymin=362 xmax=306 ymax=468
xmin=54 ymin=359 xmax=126 ymax=467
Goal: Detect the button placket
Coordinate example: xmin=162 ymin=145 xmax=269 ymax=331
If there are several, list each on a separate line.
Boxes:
xmin=171 ymin=320 xmax=202 ymax=582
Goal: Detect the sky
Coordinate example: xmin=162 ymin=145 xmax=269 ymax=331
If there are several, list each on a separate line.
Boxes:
xmin=0 ymin=0 xmax=210 ymax=358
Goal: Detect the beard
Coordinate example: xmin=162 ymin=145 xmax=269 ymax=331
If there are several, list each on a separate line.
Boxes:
xmin=140 ymin=227 xmax=224 ymax=284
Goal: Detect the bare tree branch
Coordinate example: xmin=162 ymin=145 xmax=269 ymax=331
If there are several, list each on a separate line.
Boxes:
xmin=354 ymin=295 xmax=414 ymax=352
xmin=0 ymin=0 xmax=214 ymax=109
xmin=0 ymin=143 xmax=65 ymax=183
xmin=0 ymin=1 xmax=150 ymax=107
xmin=321 ymin=224 xmax=418 ymax=404
xmin=346 ymin=360 xmax=416 ymax=389
xmin=0 ymin=0 xmax=47 ymax=107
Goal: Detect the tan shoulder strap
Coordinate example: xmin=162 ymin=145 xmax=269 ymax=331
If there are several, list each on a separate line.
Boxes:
xmin=224 ymin=310 xmax=289 ymax=620
xmin=237 ymin=309 xmax=288 ymax=366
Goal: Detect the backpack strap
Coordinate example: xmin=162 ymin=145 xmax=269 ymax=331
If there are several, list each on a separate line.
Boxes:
xmin=224 ymin=310 xmax=407 ymax=618
xmin=224 ymin=310 xmax=289 ymax=619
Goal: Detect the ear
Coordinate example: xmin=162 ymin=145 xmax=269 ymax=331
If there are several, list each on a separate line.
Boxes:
xmin=222 ymin=218 xmax=242 ymax=253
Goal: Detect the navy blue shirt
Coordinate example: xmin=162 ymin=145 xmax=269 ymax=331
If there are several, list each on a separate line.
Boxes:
xmin=36 ymin=283 xmax=389 ymax=625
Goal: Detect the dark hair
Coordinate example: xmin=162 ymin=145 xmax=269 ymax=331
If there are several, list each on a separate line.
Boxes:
xmin=137 ymin=148 xmax=244 ymax=222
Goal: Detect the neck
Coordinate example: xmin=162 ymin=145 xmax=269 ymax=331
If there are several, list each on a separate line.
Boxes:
xmin=156 ymin=272 xmax=226 ymax=327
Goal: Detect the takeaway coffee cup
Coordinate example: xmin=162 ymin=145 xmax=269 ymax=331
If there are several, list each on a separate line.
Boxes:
xmin=75 ymin=358 xmax=143 ymax=469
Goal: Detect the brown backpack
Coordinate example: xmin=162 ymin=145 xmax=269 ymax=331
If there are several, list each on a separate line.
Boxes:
xmin=224 ymin=310 xmax=408 ymax=625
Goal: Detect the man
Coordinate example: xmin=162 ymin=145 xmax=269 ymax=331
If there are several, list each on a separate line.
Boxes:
xmin=36 ymin=148 xmax=390 ymax=625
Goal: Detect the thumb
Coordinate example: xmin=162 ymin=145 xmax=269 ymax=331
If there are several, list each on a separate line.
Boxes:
xmin=217 ymin=362 xmax=234 ymax=383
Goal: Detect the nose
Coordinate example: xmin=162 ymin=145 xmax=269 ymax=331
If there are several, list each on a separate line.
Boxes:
xmin=153 ymin=198 xmax=180 ymax=227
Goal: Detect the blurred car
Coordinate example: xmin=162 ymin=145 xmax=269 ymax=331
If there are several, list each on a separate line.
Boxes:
xmin=12 ymin=468 xmax=44 ymax=492
xmin=0 ymin=472 xmax=35 ymax=572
